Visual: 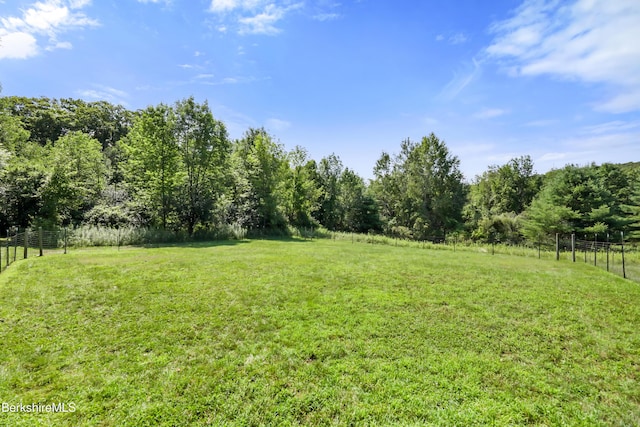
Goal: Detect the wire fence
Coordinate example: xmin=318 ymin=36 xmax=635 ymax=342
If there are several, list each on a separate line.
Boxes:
xmin=574 ymin=238 xmax=637 ymax=281
xmin=326 ymin=230 xmax=640 ymax=284
xmin=2 ymin=226 xmax=639 ymax=284
xmin=1 ymin=227 xmax=67 ymax=274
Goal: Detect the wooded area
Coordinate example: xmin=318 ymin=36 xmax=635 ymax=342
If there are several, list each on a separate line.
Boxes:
xmin=1 ymin=95 xmax=639 ymax=243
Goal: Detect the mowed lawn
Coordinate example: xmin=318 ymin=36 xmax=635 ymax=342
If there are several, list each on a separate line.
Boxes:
xmin=0 ymin=239 xmax=639 ymax=426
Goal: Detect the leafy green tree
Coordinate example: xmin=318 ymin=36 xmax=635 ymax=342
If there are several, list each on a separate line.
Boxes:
xmin=371 ymin=133 xmax=465 ymax=239
xmin=0 ymin=163 xmax=47 ymax=229
xmin=174 ymin=97 xmax=231 ymax=234
xmin=40 ymin=131 xmax=106 ymax=225
xmin=229 ymin=128 xmax=288 ymax=230
xmin=0 ymin=97 xmax=67 ymax=145
xmin=0 ymin=106 xmax=30 ymax=154
xmin=339 ymin=168 xmax=381 ymax=233
xmin=313 ymin=154 xmax=343 ymax=229
xmin=283 ymin=146 xmax=321 ymax=227
xmin=464 ymin=156 xmax=539 ymax=242
xmin=120 ymin=104 xmax=180 ymax=229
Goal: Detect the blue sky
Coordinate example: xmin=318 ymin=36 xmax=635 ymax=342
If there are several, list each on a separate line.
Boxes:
xmin=1 ymin=0 xmax=639 ymax=181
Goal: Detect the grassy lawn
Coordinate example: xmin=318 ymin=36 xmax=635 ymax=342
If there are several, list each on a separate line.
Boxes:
xmin=1 ymin=239 xmax=639 ymax=426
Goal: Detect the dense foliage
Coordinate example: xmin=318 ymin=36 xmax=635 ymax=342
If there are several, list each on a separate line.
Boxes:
xmin=1 ymin=95 xmax=639 ymax=242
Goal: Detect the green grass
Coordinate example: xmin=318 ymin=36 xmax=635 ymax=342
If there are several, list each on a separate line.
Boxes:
xmin=1 ymin=239 xmax=639 ymax=426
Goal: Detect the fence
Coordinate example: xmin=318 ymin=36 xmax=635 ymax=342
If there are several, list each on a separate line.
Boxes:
xmin=0 ymin=227 xmax=67 ymax=274
xmin=574 ymin=236 xmax=636 ymax=281
xmin=326 ymin=230 xmax=640 ymax=283
xmin=2 ymin=226 xmax=638 ymax=283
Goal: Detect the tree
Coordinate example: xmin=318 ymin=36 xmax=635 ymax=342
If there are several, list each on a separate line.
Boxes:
xmin=522 ymin=164 xmax=617 ymax=240
xmin=40 ymin=131 xmax=106 ymax=225
xmin=464 ymin=156 xmax=539 ymax=242
xmin=371 ymin=133 xmax=466 ymax=239
xmin=229 ymin=128 xmax=288 ymax=230
xmin=283 ymin=146 xmax=321 ymax=227
xmin=313 ymin=154 xmax=343 ymax=229
xmin=0 ymin=104 xmax=30 ymax=153
xmin=0 ymin=97 xmax=67 ymax=146
xmin=120 ymin=104 xmax=180 ymax=229
xmin=0 ymin=162 xmax=47 ymax=229
xmin=522 ymin=187 xmax=578 ymax=241
xmin=174 ymin=97 xmax=230 ymax=234
xmin=339 ymin=168 xmax=381 ymax=232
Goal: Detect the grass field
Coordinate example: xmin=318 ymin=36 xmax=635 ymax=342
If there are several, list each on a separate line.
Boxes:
xmin=0 ymin=239 xmax=639 ymax=426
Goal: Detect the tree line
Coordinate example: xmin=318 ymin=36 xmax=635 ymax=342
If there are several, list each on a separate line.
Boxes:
xmin=1 ymin=95 xmax=639 ymax=242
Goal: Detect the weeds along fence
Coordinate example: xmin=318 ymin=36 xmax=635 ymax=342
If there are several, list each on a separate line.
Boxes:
xmin=0 ymin=224 xmax=250 ymax=275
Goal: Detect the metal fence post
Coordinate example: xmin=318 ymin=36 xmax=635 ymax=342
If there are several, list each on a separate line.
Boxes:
xmin=39 ymin=227 xmax=43 ymax=257
xmin=13 ymin=228 xmax=17 ymax=262
xmin=24 ymin=228 xmax=29 ymax=259
xmin=571 ymin=234 xmax=576 ymax=262
xmin=606 ymin=233 xmax=610 ymax=272
xmin=621 ymin=231 xmax=626 ymax=279
xmin=555 ymin=233 xmax=560 ymax=261
xmin=5 ymin=230 xmax=9 ymax=268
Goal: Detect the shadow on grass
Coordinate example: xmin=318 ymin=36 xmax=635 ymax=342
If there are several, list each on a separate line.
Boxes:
xmin=137 ymin=236 xmax=315 ymax=249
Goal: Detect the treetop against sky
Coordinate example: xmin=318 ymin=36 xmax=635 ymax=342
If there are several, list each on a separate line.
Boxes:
xmin=1 ymin=0 xmax=639 ymax=180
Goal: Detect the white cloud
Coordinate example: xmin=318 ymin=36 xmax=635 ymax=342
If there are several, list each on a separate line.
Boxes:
xmin=486 ymin=0 xmax=640 ymax=113
xmin=524 ymin=119 xmax=558 ymax=127
xmin=440 ymin=58 xmax=481 ymax=100
xmin=210 ymin=0 xmax=240 ymax=12
xmin=581 ymin=120 xmax=640 ymax=135
xmin=565 ymin=130 xmax=640 ymax=150
xmin=137 ymin=0 xmax=172 ymax=4
xmin=594 ymin=90 xmax=640 ymax=114
xmin=473 ymin=108 xmax=508 ymax=119
xmin=209 ymin=0 xmax=304 ymax=35
xmin=78 ymin=85 xmax=129 ymax=106
xmin=191 ymin=75 xmax=263 ymax=86
xmin=0 ymin=31 xmax=38 ymax=59
xmin=46 ymin=40 xmax=72 ymax=50
xmin=265 ymin=118 xmax=291 ymax=131
xmin=538 ymin=152 xmax=568 ymax=162
xmin=238 ymin=3 xmax=302 ymax=35
xmin=422 ymin=116 xmax=438 ymax=126
xmin=453 ymin=142 xmax=496 ymax=155
xmin=449 ymin=33 xmax=467 ymax=44
xmin=436 ymin=32 xmax=468 ymax=44
xmin=0 ymin=0 xmax=98 ymax=60
xmin=313 ymin=13 xmax=340 ymax=21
